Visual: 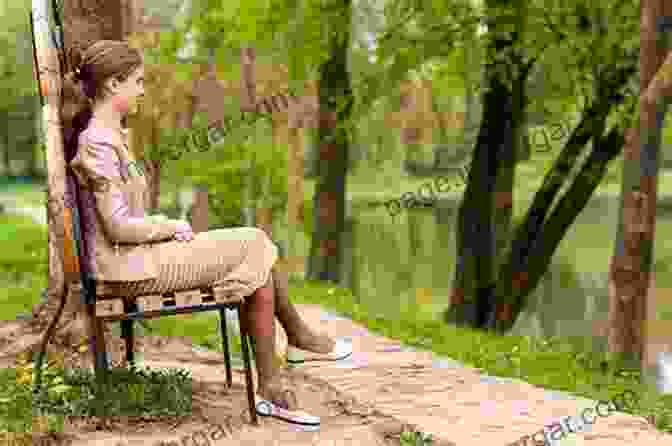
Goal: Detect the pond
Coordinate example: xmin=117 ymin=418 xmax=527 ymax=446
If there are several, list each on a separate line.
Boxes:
xmin=337 ymin=191 xmax=672 ymax=356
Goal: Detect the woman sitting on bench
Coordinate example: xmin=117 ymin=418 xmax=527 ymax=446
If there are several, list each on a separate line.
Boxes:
xmin=62 ymin=39 xmax=352 ymax=426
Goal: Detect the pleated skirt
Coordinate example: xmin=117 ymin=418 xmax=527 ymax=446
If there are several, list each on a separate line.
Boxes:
xmin=103 ymin=227 xmax=278 ymax=300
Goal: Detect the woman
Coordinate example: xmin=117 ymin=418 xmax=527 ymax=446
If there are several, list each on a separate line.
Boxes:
xmin=62 ymin=40 xmax=352 ymax=425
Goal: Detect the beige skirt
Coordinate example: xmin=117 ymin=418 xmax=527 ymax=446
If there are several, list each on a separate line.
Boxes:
xmin=104 ymin=227 xmax=278 ymax=300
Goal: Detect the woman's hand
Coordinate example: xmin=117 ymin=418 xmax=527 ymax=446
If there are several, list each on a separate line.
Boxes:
xmin=173 ymin=220 xmax=195 ymax=242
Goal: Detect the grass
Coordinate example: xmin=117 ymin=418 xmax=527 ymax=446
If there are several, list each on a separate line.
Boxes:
xmin=2 ymin=355 xmax=194 ymax=433
xmin=0 ymin=214 xmax=47 ymax=319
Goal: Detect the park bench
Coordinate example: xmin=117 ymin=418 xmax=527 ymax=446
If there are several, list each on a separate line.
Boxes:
xmin=56 ymin=167 xmax=259 ymax=424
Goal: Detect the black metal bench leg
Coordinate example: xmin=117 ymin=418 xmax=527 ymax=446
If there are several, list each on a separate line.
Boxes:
xmin=92 ymin=321 xmax=109 ymax=377
xmin=218 ymin=308 xmax=233 ymax=387
xmin=121 ymin=300 xmax=136 ymax=367
xmin=88 ymin=303 xmax=109 ymax=418
xmin=87 ymin=304 xmax=109 ymax=375
xmin=249 ymin=334 xmax=256 ymax=358
xmin=238 ymin=304 xmax=258 ymax=425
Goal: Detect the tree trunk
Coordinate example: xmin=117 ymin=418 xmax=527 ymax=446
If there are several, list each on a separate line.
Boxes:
xmin=286 ymin=124 xmax=305 ymax=276
xmin=445 ymin=1 xmax=636 ymax=332
xmin=256 ymin=207 xmax=274 ymax=238
xmin=400 ymin=80 xmax=423 ymax=174
xmin=29 ymin=0 xmax=126 ymax=363
xmin=238 ymin=47 xmax=257 ymax=228
xmin=307 ymin=0 xmax=353 ymax=283
xmin=175 ymin=84 xmax=208 ymax=232
xmin=488 ymin=61 xmax=634 ymax=330
xmin=190 ymin=185 xmax=209 ymax=233
xmin=499 ymin=126 xmax=627 ymax=328
xmin=51 ymin=0 xmax=124 ymax=301
xmin=608 ymin=0 xmax=670 ymax=374
xmin=463 ymin=23 xmax=483 ymax=161
xmin=144 ymin=156 xmax=161 ymax=212
xmin=446 ymin=0 xmax=520 ymax=328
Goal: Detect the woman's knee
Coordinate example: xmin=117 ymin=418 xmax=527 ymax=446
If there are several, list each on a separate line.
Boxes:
xmin=242 ymin=227 xmax=278 ymax=257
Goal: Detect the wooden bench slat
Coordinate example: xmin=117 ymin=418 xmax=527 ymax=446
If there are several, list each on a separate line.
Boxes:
xmin=93 ymin=286 xmax=244 ymax=319
xmin=96 ymin=299 xmax=124 ymax=317
xmin=174 ymin=289 xmax=204 ymax=306
xmin=136 ymin=295 xmax=165 ymax=312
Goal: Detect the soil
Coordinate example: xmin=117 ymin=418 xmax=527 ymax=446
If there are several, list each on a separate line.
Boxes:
xmin=0 ymin=301 xmax=411 ymax=446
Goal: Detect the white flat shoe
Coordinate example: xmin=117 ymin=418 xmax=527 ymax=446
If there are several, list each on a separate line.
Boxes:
xmin=286 ymin=339 xmax=353 ymax=364
xmin=255 ymin=396 xmax=321 ymax=426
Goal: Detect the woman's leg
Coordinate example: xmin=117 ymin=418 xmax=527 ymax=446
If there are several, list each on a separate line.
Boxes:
xmin=271 ymin=268 xmax=335 ymax=354
xmin=244 ymin=274 xmax=296 ymax=407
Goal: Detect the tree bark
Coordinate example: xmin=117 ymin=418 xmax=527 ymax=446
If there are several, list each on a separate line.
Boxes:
xmin=446 ymin=2 xmax=637 ymax=332
xmin=446 ymin=0 xmax=520 ymax=328
xmin=286 ymin=123 xmax=305 ymax=276
xmin=500 ymin=126 xmax=627 ymax=328
xmin=307 ymin=0 xmax=353 ymax=283
xmin=190 ymin=185 xmax=209 ymax=233
xmin=182 ymin=115 xmax=209 ymax=233
xmin=491 ymin=62 xmax=634 ymax=332
xmin=28 ymin=0 xmax=127 ymax=367
xmin=608 ymin=0 xmax=670 ymax=374
xmin=400 ymin=80 xmax=423 ymax=174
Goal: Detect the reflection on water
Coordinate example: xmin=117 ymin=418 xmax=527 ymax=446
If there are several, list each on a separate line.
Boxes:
xmin=342 ymin=193 xmax=633 ymax=354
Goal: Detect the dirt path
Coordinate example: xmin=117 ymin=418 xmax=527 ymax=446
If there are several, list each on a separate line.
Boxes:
xmin=292 ymin=304 xmax=672 ymax=446
xmin=0 ymin=316 xmax=409 ymax=446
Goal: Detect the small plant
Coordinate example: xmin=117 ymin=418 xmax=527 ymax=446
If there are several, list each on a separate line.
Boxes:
xmin=399 ymin=427 xmax=433 ymax=446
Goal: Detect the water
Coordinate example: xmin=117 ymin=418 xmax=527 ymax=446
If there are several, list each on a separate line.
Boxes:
xmin=338 ymin=191 xmax=672 ymax=355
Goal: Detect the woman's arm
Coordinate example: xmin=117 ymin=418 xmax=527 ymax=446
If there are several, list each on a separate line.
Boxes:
xmin=71 ymin=135 xmax=190 ymax=244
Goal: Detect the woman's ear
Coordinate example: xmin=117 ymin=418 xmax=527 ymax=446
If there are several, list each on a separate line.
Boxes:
xmin=101 ymin=77 xmax=121 ymax=98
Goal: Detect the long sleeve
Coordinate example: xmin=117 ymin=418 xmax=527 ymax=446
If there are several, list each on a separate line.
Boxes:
xmin=70 ymin=134 xmax=185 ymax=244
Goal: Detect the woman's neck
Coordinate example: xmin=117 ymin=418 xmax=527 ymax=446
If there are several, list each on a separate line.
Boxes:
xmin=91 ymin=102 xmax=124 ymax=132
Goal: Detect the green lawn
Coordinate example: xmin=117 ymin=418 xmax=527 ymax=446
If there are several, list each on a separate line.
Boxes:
xmin=0 ymin=214 xmax=47 ymax=319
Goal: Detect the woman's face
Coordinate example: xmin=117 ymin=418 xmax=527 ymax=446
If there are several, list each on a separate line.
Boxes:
xmin=110 ymin=65 xmax=145 ymax=115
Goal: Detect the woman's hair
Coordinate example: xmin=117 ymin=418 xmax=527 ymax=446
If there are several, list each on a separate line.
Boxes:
xmin=62 ymin=40 xmax=142 ymax=163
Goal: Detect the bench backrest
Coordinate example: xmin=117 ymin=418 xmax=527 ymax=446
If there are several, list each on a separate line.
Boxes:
xmin=64 ymin=143 xmax=96 ymax=280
